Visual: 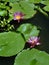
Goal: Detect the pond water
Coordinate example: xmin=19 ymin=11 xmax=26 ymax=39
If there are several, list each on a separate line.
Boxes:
xmin=33 ymin=12 xmax=49 ymax=53
xmin=0 ymin=12 xmax=49 ymax=65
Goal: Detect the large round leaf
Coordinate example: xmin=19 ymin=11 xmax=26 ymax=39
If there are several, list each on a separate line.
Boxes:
xmin=17 ymin=23 xmax=40 ymax=41
xmin=10 ymin=1 xmax=36 ymax=19
xmin=10 ymin=2 xmax=22 ymax=13
xmin=14 ymin=48 xmax=49 ymax=65
xmin=0 ymin=32 xmax=25 ymax=57
xmin=19 ymin=1 xmax=36 ymax=19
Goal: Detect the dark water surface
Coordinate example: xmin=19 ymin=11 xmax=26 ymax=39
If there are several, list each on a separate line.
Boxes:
xmin=33 ymin=12 xmax=49 ymax=53
xmin=0 ymin=12 xmax=49 ymax=65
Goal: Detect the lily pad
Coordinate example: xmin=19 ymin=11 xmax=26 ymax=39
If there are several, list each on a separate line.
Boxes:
xmin=14 ymin=48 xmax=49 ymax=65
xmin=41 ymin=1 xmax=49 ymax=5
xmin=4 ymin=0 xmax=20 ymax=3
xmin=10 ymin=1 xmax=36 ymax=19
xmin=17 ymin=23 xmax=40 ymax=41
xmin=43 ymin=5 xmax=49 ymax=12
xmin=0 ymin=32 xmax=25 ymax=57
xmin=19 ymin=1 xmax=36 ymax=19
xmin=0 ymin=10 xmax=7 ymax=16
xmin=29 ymin=0 xmax=42 ymax=3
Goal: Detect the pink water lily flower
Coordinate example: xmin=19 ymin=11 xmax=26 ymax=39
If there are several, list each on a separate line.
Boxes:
xmin=27 ymin=36 xmax=40 ymax=48
xmin=14 ymin=12 xmax=25 ymax=22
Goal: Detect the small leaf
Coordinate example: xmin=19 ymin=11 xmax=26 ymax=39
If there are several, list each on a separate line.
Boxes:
xmin=41 ymin=1 xmax=49 ymax=5
xmin=0 ymin=10 xmax=7 ymax=16
xmin=4 ymin=0 xmax=20 ymax=3
xmin=14 ymin=48 xmax=49 ymax=65
xmin=0 ymin=32 xmax=25 ymax=57
xmin=43 ymin=5 xmax=49 ymax=12
xmin=29 ymin=0 xmax=42 ymax=3
xmin=17 ymin=23 xmax=40 ymax=41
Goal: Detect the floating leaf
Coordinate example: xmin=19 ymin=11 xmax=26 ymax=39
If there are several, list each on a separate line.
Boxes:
xmin=10 ymin=1 xmax=36 ymax=19
xmin=17 ymin=23 xmax=40 ymax=41
xmin=10 ymin=2 xmax=22 ymax=13
xmin=14 ymin=48 xmax=49 ymax=65
xmin=4 ymin=0 xmax=20 ymax=3
xmin=43 ymin=5 xmax=49 ymax=12
xmin=0 ymin=10 xmax=7 ymax=16
xmin=19 ymin=1 xmax=36 ymax=19
xmin=29 ymin=0 xmax=42 ymax=3
xmin=0 ymin=32 xmax=25 ymax=57
xmin=41 ymin=1 xmax=49 ymax=5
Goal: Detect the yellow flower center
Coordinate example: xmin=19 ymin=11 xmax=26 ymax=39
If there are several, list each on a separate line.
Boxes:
xmin=16 ymin=15 xmax=21 ymax=20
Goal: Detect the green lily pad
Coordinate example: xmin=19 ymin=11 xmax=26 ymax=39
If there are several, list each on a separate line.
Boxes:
xmin=0 ymin=10 xmax=7 ymax=16
xmin=29 ymin=0 xmax=42 ymax=3
xmin=10 ymin=1 xmax=36 ymax=19
xmin=41 ymin=1 xmax=49 ymax=5
xmin=43 ymin=5 xmax=49 ymax=12
xmin=19 ymin=1 xmax=36 ymax=19
xmin=0 ymin=32 xmax=25 ymax=57
xmin=4 ymin=0 xmax=20 ymax=3
xmin=14 ymin=48 xmax=49 ymax=65
xmin=17 ymin=23 xmax=40 ymax=41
